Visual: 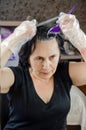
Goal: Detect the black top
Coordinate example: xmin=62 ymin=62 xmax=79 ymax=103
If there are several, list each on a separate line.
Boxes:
xmin=4 ymin=61 xmax=72 ymax=130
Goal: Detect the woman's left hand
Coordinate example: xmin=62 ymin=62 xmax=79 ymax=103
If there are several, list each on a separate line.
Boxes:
xmin=58 ymin=12 xmax=86 ymax=51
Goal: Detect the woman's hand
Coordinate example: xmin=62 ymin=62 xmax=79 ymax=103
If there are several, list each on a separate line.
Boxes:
xmin=14 ymin=19 xmax=37 ymax=42
xmin=58 ymin=12 xmax=86 ymax=51
xmin=1 ymin=19 xmax=37 ymax=54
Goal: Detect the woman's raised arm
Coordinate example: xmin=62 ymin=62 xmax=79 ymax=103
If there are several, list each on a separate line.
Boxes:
xmin=0 ymin=20 xmax=36 ymax=93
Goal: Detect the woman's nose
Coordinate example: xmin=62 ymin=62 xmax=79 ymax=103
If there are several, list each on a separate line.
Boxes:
xmin=42 ymin=60 xmax=51 ymax=69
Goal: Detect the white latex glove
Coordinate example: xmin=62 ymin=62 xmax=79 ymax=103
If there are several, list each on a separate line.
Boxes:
xmin=2 ymin=19 xmax=37 ymax=54
xmin=58 ymin=12 xmax=86 ymax=51
xmin=14 ymin=19 xmax=36 ymax=40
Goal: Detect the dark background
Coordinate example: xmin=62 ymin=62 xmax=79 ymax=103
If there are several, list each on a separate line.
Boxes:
xmin=0 ymin=0 xmax=86 ymax=33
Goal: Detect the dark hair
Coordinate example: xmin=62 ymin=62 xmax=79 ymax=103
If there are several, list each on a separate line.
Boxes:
xmin=18 ymin=26 xmax=64 ymax=67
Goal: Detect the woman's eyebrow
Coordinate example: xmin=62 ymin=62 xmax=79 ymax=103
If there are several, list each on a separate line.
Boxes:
xmin=34 ymin=56 xmax=44 ymax=59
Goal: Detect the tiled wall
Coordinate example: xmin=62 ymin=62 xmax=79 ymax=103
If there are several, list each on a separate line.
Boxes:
xmin=0 ymin=0 xmax=86 ymax=33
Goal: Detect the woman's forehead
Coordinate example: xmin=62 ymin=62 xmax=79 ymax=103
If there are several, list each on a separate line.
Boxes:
xmin=31 ymin=38 xmax=59 ymax=56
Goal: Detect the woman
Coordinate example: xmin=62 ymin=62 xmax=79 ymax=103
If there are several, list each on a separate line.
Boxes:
xmin=0 ymin=13 xmax=86 ymax=130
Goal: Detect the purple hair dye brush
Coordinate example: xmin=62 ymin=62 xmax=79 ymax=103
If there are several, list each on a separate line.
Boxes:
xmin=48 ymin=4 xmax=78 ymax=35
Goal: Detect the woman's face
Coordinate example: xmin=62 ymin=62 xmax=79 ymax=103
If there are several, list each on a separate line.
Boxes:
xmin=29 ymin=38 xmax=60 ymax=80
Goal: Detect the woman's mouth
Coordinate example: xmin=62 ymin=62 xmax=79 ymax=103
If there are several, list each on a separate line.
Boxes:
xmin=41 ymin=71 xmax=50 ymax=75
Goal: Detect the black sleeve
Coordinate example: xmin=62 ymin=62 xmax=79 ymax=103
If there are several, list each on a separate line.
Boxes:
xmin=8 ymin=66 xmax=23 ymax=93
xmin=56 ymin=61 xmax=72 ymax=92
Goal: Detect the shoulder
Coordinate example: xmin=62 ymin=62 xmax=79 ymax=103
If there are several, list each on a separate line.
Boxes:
xmin=57 ymin=61 xmax=70 ymax=73
xmin=8 ymin=65 xmax=26 ymax=90
xmin=9 ymin=64 xmax=31 ymax=86
xmin=55 ymin=61 xmax=72 ymax=90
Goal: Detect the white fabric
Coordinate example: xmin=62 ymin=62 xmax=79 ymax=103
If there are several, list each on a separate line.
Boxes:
xmin=67 ymin=85 xmax=86 ymax=130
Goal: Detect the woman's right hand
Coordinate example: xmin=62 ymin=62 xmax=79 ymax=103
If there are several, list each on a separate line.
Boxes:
xmin=1 ymin=19 xmax=37 ymax=55
xmin=14 ymin=19 xmax=37 ymax=42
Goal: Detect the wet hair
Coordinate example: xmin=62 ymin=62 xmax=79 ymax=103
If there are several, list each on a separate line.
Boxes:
xmin=18 ymin=26 xmax=64 ymax=67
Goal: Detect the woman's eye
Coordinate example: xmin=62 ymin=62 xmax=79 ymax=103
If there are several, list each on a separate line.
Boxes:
xmin=50 ymin=55 xmax=55 ymax=60
xmin=37 ymin=57 xmax=43 ymax=61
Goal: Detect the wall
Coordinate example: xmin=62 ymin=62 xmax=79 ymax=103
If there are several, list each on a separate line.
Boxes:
xmin=0 ymin=0 xmax=86 ymax=33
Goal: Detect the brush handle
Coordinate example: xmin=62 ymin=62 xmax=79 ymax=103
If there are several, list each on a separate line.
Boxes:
xmin=48 ymin=4 xmax=78 ymax=34
xmin=67 ymin=4 xmax=78 ymax=14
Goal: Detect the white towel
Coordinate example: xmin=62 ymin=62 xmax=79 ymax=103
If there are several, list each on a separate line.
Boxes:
xmin=67 ymin=85 xmax=86 ymax=130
